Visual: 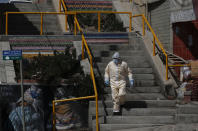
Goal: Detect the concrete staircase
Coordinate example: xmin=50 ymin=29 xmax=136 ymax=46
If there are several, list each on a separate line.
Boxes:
xmin=87 ymin=32 xmax=198 ymax=131
xmin=7 ymin=1 xmax=61 ymax=35
xmin=64 ymin=0 xmax=113 ymax=11
xmin=7 ymin=34 xmax=78 ymax=57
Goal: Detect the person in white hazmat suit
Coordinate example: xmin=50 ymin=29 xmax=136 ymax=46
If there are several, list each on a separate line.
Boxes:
xmin=104 ymin=52 xmax=134 ymax=113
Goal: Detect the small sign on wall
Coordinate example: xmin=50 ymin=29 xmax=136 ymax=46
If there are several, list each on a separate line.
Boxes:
xmin=3 ymin=50 xmax=22 ymax=60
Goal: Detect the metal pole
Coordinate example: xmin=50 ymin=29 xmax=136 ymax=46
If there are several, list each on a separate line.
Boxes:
xmin=166 ymin=55 xmax=168 ymax=80
xmin=74 ymin=14 xmax=77 ymax=35
xmin=52 ymin=101 xmax=56 ymax=131
xmin=40 ymin=13 xmax=43 ymax=35
xmin=59 ymin=0 xmax=61 ymax=12
xmin=20 ymin=60 xmax=25 ymax=131
xmin=5 ymin=12 xmax=8 ymax=35
xmin=129 ymin=13 xmax=132 ymax=32
xmin=142 ymin=15 xmax=145 ymax=36
xmin=98 ymin=13 xmax=100 ymax=32
xmin=95 ymin=96 xmax=99 ymax=131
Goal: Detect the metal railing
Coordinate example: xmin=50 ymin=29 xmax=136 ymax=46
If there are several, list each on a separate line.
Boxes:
xmin=4 ymin=12 xmax=73 ymax=35
xmin=4 ymin=10 xmax=132 ymax=131
xmin=5 ymin=11 xmax=132 ymax=35
xmin=133 ymin=14 xmax=190 ymax=80
xmin=59 ymin=0 xmax=69 ymax=31
xmin=52 ymin=16 xmax=99 ymax=131
xmin=73 ymin=11 xmax=132 ymax=33
xmin=59 ymin=0 xmax=132 ymax=33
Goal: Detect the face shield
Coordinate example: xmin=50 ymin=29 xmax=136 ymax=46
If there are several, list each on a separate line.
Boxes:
xmin=112 ymin=52 xmax=121 ymax=65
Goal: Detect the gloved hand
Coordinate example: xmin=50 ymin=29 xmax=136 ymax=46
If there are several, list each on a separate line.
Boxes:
xmin=31 ymin=91 xmax=39 ymax=99
xmin=105 ymin=80 xmax=109 ymax=86
xmin=129 ymin=79 xmax=134 ymax=88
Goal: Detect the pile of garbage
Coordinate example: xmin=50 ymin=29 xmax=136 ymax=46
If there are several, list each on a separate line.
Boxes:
xmin=176 ymin=60 xmax=198 ymax=103
xmin=53 ymin=87 xmax=82 ymax=130
xmin=6 ymin=85 xmax=44 ymax=131
xmin=4 ymin=85 xmax=84 ymax=131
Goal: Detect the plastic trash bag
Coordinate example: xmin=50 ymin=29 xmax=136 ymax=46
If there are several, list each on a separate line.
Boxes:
xmin=55 ymin=103 xmax=81 ymax=130
xmin=8 ymin=85 xmax=44 ymax=131
xmin=180 ymin=67 xmax=191 ymax=81
xmin=8 ymin=105 xmax=44 ymax=131
xmin=53 ymin=87 xmax=82 ymax=130
xmin=177 ymin=82 xmax=187 ymax=99
xmin=17 ymin=85 xmax=43 ymax=112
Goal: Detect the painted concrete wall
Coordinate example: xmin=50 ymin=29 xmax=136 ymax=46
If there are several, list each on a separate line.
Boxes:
xmin=148 ymin=0 xmax=171 ymax=51
xmin=148 ymin=0 xmax=196 ymax=52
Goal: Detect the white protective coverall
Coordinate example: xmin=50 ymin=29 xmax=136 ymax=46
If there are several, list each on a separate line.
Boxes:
xmin=104 ymin=60 xmax=133 ymax=112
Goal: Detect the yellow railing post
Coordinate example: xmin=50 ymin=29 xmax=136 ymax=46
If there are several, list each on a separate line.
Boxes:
xmin=52 ymin=101 xmax=55 ymax=131
xmin=142 ymin=15 xmax=145 ymax=36
xmin=129 ymin=13 xmax=132 ymax=32
xmin=153 ymin=36 xmax=155 ymax=56
xmin=98 ymin=13 xmax=101 ymax=32
xmin=95 ymin=95 xmax=99 ymax=131
xmin=90 ymin=67 xmax=99 ymax=131
xmin=166 ymin=55 xmax=168 ymax=80
xmin=40 ymin=13 xmax=43 ymax=35
xmin=82 ymin=35 xmax=85 ymax=59
xmin=59 ymin=0 xmax=61 ymax=12
xmin=5 ymin=12 xmax=8 ymax=35
xmin=74 ymin=14 xmax=77 ymax=35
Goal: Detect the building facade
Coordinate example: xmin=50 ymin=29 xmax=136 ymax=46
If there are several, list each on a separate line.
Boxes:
xmin=148 ymin=0 xmax=198 ymax=60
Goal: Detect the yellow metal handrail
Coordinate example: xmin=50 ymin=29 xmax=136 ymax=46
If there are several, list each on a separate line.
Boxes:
xmin=59 ymin=0 xmax=132 ymax=33
xmin=71 ymin=11 xmax=132 ymax=33
xmin=5 ymin=11 xmax=132 ymax=35
xmin=59 ymin=0 xmax=69 ymax=31
xmin=133 ymin=14 xmax=189 ymax=80
xmin=4 ymin=12 xmax=75 ymax=35
xmin=75 ymin=16 xmax=99 ymax=131
xmin=52 ymin=16 xmax=99 ymax=131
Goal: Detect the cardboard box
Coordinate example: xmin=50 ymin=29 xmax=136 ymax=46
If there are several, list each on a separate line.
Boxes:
xmin=190 ymin=60 xmax=198 ymax=77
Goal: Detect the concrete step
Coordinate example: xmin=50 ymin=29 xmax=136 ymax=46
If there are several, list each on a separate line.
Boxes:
xmin=92 ymin=50 xmax=145 ymax=57
xmin=177 ymin=105 xmax=198 ymax=114
xmin=99 ymin=124 xmax=166 ymax=131
xmin=177 ymin=114 xmax=198 ymax=123
xmin=89 ymin=44 xmax=143 ymax=51
xmin=114 ymin=124 xmax=198 ymax=131
xmin=8 ymin=27 xmax=60 ymax=33
xmin=133 ymin=80 xmax=156 ymax=86
xmin=97 ymin=73 xmax=154 ymax=80
xmin=104 ymin=86 xmax=161 ymax=93
xmin=104 ymin=93 xmax=166 ymax=100
xmin=8 ymin=18 xmax=58 ymax=24
xmin=89 ymin=100 xmax=176 ymax=109
xmin=90 ymin=108 xmax=176 ymax=116
xmin=93 ymin=56 xmax=148 ymax=63
xmin=106 ymin=116 xmax=175 ymax=124
xmin=96 ymin=62 xmax=151 ymax=68
xmin=9 ymin=35 xmax=76 ymax=40
xmin=84 ymin=32 xmax=133 ymax=38
xmin=114 ymin=125 xmax=170 ymax=131
xmin=94 ymin=67 xmax=153 ymax=74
